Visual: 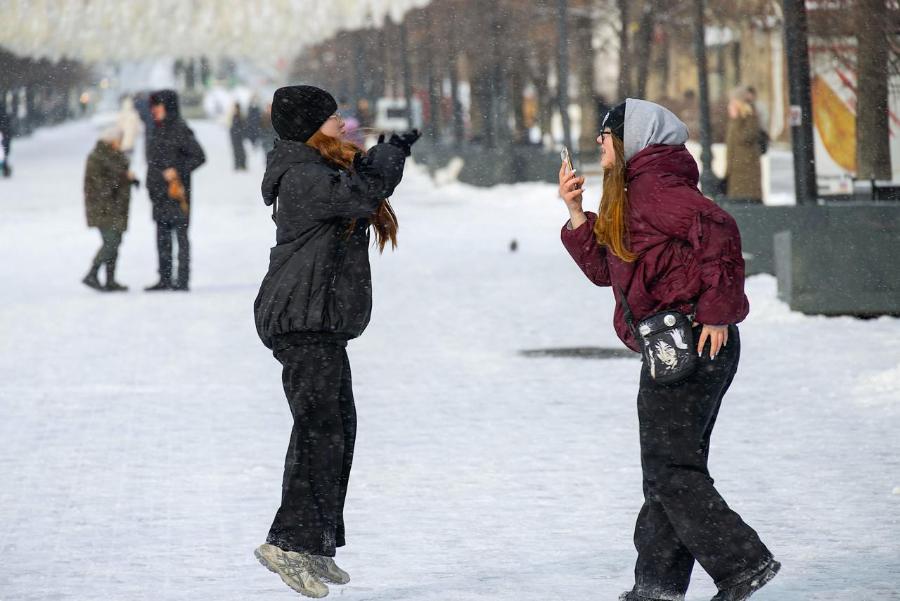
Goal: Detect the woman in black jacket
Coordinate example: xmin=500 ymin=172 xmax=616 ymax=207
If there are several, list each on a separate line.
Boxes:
xmin=253 ymin=85 xmax=418 ymax=598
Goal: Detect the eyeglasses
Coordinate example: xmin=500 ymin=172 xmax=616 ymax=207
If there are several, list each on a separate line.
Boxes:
xmin=600 ymin=130 xmax=613 ymax=144
xmin=327 ymin=111 xmax=343 ymax=121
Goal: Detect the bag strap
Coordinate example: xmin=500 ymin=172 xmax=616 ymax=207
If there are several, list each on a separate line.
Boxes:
xmin=616 ymin=286 xmax=638 ymax=337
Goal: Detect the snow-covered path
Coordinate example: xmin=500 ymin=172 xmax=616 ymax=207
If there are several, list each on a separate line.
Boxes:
xmin=0 ymin=119 xmax=898 ymax=601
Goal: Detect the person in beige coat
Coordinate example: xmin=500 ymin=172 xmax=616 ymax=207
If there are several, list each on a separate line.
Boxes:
xmin=725 ymin=89 xmax=762 ymax=202
xmin=116 ymin=96 xmax=143 ymax=156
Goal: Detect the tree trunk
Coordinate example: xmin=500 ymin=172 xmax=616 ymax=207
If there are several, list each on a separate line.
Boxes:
xmin=510 ymin=52 xmax=528 ymax=143
xmin=634 ymin=5 xmax=654 ymax=98
xmin=399 ymin=21 xmax=415 ymax=130
xmin=535 ymin=46 xmax=554 ymax=143
xmin=557 ymin=0 xmax=573 ymax=151
xmin=856 ymin=0 xmax=891 ymax=180
xmin=489 ymin=0 xmax=509 ymax=148
xmin=469 ymin=63 xmax=491 ymax=145
xmin=577 ymin=13 xmax=597 ymax=153
xmin=617 ymin=0 xmax=630 ymax=98
xmin=448 ymin=39 xmax=465 ymax=147
xmin=424 ymin=17 xmax=442 ymax=142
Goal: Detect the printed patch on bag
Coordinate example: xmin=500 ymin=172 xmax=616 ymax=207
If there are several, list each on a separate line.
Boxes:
xmin=646 ymin=330 xmax=690 ymax=379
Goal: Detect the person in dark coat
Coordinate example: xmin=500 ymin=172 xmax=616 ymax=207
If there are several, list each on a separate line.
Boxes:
xmin=145 ymin=89 xmax=206 ymax=291
xmin=558 ymin=99 xmax=779 ymax=601
xmin=230 ymin=102 xmax=247 ymax=170
xmin=252 ymin=84 xmax=418 ymax=598
xmin=83 ymin=127 xmax=137 ymax=291
xmin=0 ymin=102 xmax=13 ymax=177
xmin=246 ymin=96 xmax=263 ymax=146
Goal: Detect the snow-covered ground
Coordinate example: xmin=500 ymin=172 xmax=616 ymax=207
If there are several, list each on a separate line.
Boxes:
xmin=0 ymin=119 xmax=898 ymax=601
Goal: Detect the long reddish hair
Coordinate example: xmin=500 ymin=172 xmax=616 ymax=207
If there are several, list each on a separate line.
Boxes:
xmin=593 ymin=134 xmax=637 ymax=262
xmin=306 ymin=130 xmax=398 ymax=252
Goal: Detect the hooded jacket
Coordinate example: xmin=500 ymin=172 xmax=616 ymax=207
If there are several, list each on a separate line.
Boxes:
xmin=253 ymin=139 xmax=406 ymax=349
xmin=84 ymin=140 xmax=131 ymax=231
xmin=562 ymin=99 xmax=749 ymax=352
xmin=145 ymin=90 xmax=206 ymax=222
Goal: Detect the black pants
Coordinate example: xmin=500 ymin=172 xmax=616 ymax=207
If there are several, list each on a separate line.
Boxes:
xmin=90 ymin=228 xmax=123 ymax=281
xmin=155 ymin=220 xmax=189 ymax=286
xmin=231 ymin=136 xmax=247 ymax=170
xmin=267 ymin=339 xmax=356 ymax=557
xmin=631 ymin=325 xmax=772 ymax=599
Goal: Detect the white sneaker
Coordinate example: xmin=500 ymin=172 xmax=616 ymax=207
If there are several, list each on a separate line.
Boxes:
xmin=255 ymin=543 xmax=329 ymax=598
xmin=309 ymin=555 xmax=351 ymax=585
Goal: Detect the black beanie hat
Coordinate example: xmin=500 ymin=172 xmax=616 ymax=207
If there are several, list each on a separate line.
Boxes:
xmin=271 ymin=85 xmax=338 ymax=142
xmin=601 ymin=101 xmax=626 ymax=140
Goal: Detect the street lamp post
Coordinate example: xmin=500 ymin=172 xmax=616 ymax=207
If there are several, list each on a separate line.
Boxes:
xmin=783 ymin=0 xmax=817 ymax=205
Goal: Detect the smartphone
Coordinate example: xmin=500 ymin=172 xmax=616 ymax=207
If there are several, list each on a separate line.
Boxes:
xmin=560 ymin=146 xmax=580 ymax=189
xmin=560 ymin=146 xmax=575 ymax=173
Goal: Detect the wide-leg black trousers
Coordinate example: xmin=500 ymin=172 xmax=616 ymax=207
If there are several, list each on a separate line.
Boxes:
xmin=631 ymin=326 xmax=773 ymax=600
xmin=266 ymin=339 xmax=356 ymax=557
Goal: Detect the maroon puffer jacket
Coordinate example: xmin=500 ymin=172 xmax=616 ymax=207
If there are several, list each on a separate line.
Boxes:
xmin=561 ymin=144 xmax=749 ymax=352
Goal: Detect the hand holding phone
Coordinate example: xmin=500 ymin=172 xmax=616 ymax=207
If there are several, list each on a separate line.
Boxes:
xmin=558 ymin=146 xmax=586 ymax=213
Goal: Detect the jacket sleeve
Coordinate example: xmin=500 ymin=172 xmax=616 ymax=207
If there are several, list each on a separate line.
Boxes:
xmin=291 ymin=143 xmax=406 ymax=221
xmin=560 ymin=212 xmax=611 ymax=286
xmin=179 ymin=127 xmax=206 ymax=173
xmin=643 ymin=192 xmax=748 ymax=325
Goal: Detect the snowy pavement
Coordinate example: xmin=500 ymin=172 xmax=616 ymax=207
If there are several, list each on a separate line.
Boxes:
xmin=0 ymin=119 xmax=898 ymax=601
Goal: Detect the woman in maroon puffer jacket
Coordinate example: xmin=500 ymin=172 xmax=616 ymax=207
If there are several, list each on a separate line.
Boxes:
xmin=559 ymin=99 xmax=780 ymax=601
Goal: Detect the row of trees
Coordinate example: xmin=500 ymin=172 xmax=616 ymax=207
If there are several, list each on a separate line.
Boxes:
xmin=0 ymin=47 xmax=92 ymax=134
xmin=290 ymin=0 xmax=783 ymax=154
xmin=290 ymin=0 xmax=898 ymax=179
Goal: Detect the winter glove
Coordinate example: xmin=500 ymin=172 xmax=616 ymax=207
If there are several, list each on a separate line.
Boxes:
xmin=387 ymin=129 xmax=421 ymax=157
xmin=352 ymin=151 xmax=380 ymax=180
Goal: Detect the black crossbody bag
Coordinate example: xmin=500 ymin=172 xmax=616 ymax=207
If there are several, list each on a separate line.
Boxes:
xmin=618 ymin=287 xmax=698 ymax=385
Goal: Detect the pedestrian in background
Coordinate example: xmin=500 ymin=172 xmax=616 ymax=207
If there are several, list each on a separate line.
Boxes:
xmin=83 ymin=126 xmax=137 ymax=292
xmin=745 ymin=85 xmax=769 ymax=154
xmin=0 ymin=101 xmax=13 ymax=177
xmin=253 ymin=84 xmax=418 ymax=598
xmin=230 ymin=102 xmax=248 ymax=171
xmin=145 ymin=89 xmax=206 ymax=291
xmin=116 ymin=96 xmax=143 ymax=157
xmin=259 ymin=102 xmax=276 ymax=158
xmin=725 ymin=87 xmax=763 ymax=202
xmin=558 ymin=98 xmax=779 ymax=601
xmin=246 ymin=96 xmax=263 ymax=147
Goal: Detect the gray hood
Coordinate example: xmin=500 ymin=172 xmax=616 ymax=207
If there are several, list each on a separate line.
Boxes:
xmin=623 ymin=98 xmax=689 ymax=161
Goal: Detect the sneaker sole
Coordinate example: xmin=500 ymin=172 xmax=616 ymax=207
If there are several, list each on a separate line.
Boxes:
xmin=254 ymin=546 xmax=329 ymax=598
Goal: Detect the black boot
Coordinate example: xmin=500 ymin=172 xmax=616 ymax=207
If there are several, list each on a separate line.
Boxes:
xmin=104 ymin=261 xmax=128 ymax=292
xmin=144 ymin=280 xmax=172 ymax=291
xmin=82 ymin=266 xmax=103 ymax=291
xmin=710 ymin=560 xmax=781 ymax=601
xmin=619 ymin=592 xmax=672 ymax=601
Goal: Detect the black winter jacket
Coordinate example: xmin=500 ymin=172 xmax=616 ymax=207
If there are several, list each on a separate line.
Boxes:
xmin=254 ymin=139 xmax=406 ymax=349
xmin=146 ymin=116 xmax=205 ymax=223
